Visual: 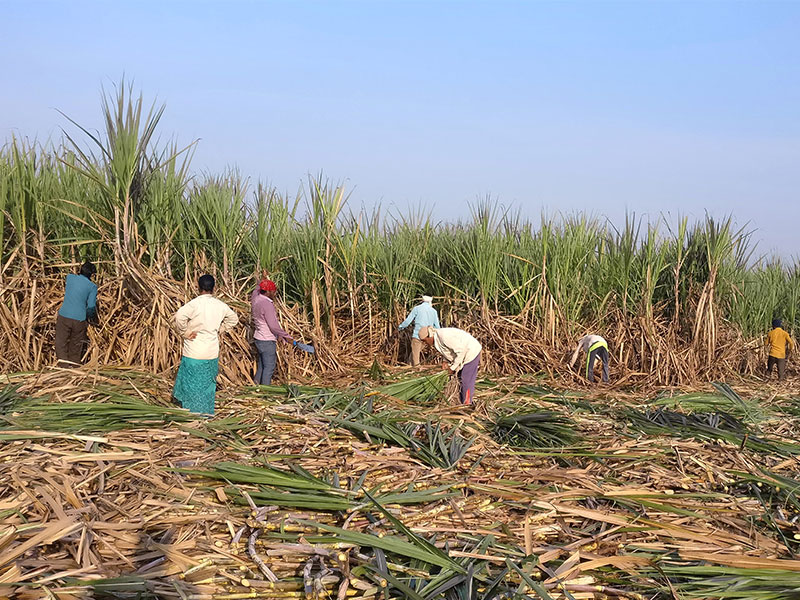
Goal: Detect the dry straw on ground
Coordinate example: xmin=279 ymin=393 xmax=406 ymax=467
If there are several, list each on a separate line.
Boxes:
xmin=2 ymin=366 xmax=799 ymax=599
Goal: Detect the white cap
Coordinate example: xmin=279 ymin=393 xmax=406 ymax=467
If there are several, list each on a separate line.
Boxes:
xmin=422 ymin=295 xmax=433 ymax=303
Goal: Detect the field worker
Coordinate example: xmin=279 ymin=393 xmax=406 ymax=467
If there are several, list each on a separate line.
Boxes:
xmin=419 ymin=325 xmax=481 ymax=405
xmin=55 ymin=261 xmax=98 ymax=367
xmin=569 ymin=334 xmax=609 ymax=383
xmin=173 ymin=274 xmax=239 ymax=414
xmin=251 ymin=278 xmax=294 ymax=385
xmin=766 ymin=319 xmax=794 ymax=381
xmin=398 ymin=295 xmax=441 ymax=366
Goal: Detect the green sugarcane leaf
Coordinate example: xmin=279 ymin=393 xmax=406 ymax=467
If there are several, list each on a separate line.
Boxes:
xmin=297 ymin=520 xmax=463 ymax=572
xmin=362 ymin=491 xmax=461 ymax=570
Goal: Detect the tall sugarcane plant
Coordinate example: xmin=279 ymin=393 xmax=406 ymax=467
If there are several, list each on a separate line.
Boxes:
xmin=3 ymin=78 xmax=800 ymax=382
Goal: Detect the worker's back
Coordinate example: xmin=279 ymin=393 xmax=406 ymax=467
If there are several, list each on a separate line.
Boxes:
xmin=402 ymin=302 xmax=440 ymax=338
xmin=767 ymin=327 xmax=793 ymax=359
xmin=58 ymin=274 xmax=97 ymax=321
xmin=579 ymin=334 xmax=607 ymax=352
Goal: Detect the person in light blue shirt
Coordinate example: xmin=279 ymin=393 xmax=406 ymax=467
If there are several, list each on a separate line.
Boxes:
xmin=55 ymin=261 xmax=98 ymax=366
xmin=399 ymin=295 xmax=441 ymax=366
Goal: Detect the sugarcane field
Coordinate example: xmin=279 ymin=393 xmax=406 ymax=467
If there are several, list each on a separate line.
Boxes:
xmin=3 ymin=79 xmax=800 ymax=600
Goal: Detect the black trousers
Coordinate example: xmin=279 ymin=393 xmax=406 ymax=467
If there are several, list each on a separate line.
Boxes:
xmin=586 ymin=346 xmax=609 ymax=383
xmin=767 ymin=355 xmax=787 ymax=380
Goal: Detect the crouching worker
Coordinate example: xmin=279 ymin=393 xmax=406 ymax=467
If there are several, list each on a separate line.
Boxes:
xmin=419 ymin=325 xmax=482 ymax=405
xmin=398 ymin=295 xmax=440 ymax=366
xmin=569 ymin=334 xmax=609 ymax=383
xmin=173 ymin=274 xmax=239 ymax=414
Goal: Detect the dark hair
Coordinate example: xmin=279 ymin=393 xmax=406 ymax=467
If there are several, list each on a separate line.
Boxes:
xmin=198 ymin=274 xmax=215 ymax=292
xmin=773 ymin=318 xmax=782 ymax=328
xmin=80 ymin=261 xmax=97 ymax=278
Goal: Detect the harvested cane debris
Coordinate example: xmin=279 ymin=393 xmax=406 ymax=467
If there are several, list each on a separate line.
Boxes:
xmin=2 ymin=367 xmax=800 ymax=599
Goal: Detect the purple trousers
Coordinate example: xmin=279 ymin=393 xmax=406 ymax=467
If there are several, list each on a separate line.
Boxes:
xmin=458 ymin=353 xmax=480 ymax=405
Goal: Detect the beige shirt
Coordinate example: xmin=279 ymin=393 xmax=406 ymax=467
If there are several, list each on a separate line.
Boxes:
xmin=174 ymin=294 xmax=239 ymax=360
xmin=569 ymin=335 xmax=607 ymax=367
xmin=431 ymin=327 xmax=482 ymax=372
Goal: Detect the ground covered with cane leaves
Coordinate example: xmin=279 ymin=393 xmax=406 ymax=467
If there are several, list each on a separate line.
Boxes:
xmin=2 ymin=366 xmax=800 ymax=600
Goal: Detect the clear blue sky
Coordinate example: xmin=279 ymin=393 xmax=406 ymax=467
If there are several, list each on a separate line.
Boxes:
xmin=2 ymin=1 xmax=799 ymax=256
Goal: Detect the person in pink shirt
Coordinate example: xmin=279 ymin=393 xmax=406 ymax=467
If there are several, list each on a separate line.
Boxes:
xmin=251 ymin=278 xmax=294 ymax=385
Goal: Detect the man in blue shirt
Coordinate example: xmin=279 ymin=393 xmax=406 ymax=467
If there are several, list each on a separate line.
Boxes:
xmin=398 ymin=295 xmax=441 ymax=366
xmin=55 ymin=261 xmax=98 ymax=366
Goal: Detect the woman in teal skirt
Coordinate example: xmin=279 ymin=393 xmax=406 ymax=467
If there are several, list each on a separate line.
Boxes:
xmin=173 ymin=275 xmax=239 ymax=414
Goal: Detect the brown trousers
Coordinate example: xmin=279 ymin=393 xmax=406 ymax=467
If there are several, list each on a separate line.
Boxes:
xmin=410 ymin=338 xmax=424 ymax=366
xmin=767 ymin=355 xmax=787 ymax=380
xmin=55 ymin=314 xmax=89 ymax=366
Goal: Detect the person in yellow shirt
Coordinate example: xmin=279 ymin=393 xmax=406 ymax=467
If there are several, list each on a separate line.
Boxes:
xmin=766 ymin=319 xmax=794 ymax=381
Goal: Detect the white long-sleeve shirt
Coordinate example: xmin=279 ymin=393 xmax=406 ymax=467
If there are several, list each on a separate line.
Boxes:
xmin=174 ymin=294 xmax=239 ymax=360
xmin=569 ymin=335 xmax=607 ymax=367
xmin=431 ymin=327 xmax=482 ymax=372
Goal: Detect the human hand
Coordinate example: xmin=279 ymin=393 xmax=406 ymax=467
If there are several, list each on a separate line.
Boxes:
xmin=185 ymin=331 xmax=198 ymax=341
xmin=442 ymin=362 xmax=451 ymax=372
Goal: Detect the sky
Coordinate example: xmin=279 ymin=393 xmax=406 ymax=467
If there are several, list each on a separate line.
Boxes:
xmin=2 ymin=0 xmax=799 ymax=257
